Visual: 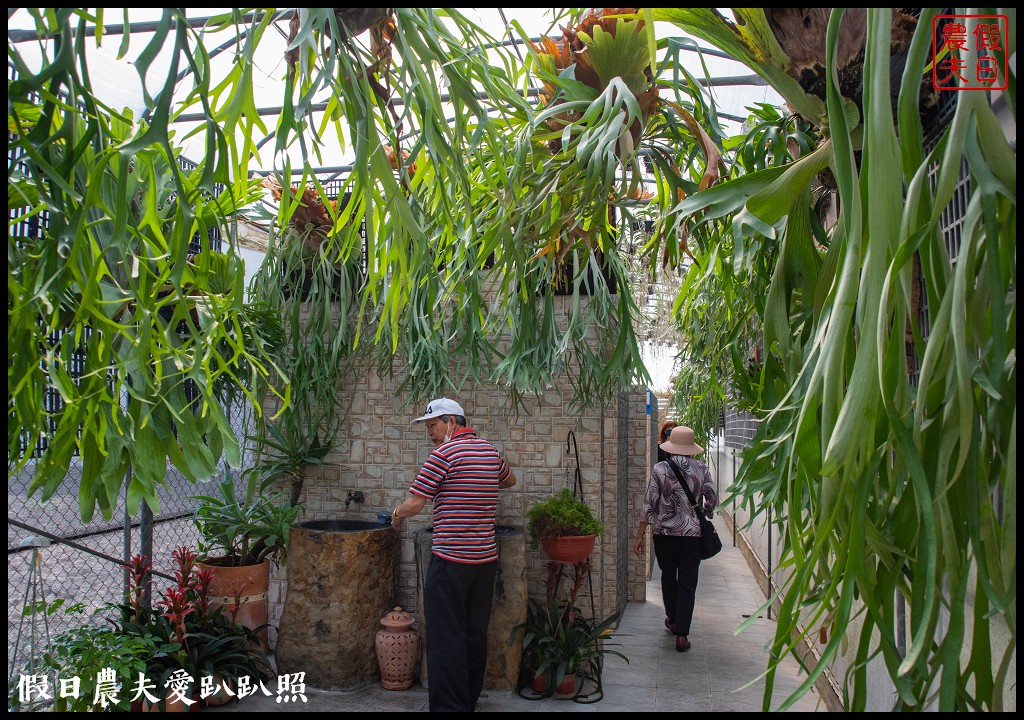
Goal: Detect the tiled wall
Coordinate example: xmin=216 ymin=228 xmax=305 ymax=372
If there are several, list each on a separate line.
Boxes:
xmin=267 ymin=300 xmax=655 ymax=633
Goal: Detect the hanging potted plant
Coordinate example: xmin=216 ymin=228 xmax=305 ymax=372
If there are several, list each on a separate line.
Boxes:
xmin=526 ymin=488 xmax=604 ymax=564
xmin=192 ymin=474 xmax=301 ymax=648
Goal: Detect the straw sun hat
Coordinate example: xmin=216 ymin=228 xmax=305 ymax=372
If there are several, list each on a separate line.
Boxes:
xmin=659 ymin=425 xmax=704 ymax=456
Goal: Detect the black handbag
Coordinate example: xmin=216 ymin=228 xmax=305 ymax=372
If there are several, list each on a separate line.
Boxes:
xmin=666 ymin=459 xmax=722 ymax=560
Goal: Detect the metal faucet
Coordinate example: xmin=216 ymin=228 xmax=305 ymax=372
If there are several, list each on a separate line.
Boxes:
xmin=345 ymin=490 xmax=365 ymax=508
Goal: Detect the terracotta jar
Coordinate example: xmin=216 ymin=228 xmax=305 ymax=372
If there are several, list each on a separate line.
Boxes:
xmin=375 ymin=606 xmax=419 ymax=690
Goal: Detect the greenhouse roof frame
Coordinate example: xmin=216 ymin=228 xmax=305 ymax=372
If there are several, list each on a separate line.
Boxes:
xmin=9 ymin=8 xmax=779 ymax=182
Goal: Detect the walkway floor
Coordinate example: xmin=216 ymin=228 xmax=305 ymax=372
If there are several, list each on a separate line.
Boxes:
xmin=207 ymin=515 xmax=827 ymax=712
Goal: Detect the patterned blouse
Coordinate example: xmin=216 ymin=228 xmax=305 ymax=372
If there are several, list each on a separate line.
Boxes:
xmin=639 ymin=455 xmax=718 ymax=538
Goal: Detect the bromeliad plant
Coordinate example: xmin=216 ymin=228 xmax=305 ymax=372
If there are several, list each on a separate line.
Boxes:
xmin=114 ymin=548 xmax=274 ymax=704
xmin=34 ymin=549 xmax=273 ymax=711
xmin=511 ymin=596 xmax=626 ymax=697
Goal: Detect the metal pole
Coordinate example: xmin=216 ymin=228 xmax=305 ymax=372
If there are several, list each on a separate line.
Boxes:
xmin=767 ymin=502 xmax=772 ymax=621
xmin=731 ymin=449 xmax=737 ymax=547
xmin=716 ymin=424 xmax=721 ymax=499
xmin=9 ymin=536 xmax=53 ymax=709
xmin=140 ymin=496 xmax=153 ymax=610
xmin=123 ymin=463 xmax=132 ymax=601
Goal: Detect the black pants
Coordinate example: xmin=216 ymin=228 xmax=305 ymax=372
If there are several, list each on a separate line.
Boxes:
xmin=653 ymin=534 xmax=702 ymax=635
xmin=424 ymin=555 xmax=498 ymax=712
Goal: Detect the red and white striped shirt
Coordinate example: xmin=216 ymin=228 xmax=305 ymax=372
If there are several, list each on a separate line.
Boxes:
xmin=409 ymin=427 xmax=511 ymax=563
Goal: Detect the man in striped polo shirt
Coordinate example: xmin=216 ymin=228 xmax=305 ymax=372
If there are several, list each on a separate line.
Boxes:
xmin=391 ymin=397 xmax=517 ymax=712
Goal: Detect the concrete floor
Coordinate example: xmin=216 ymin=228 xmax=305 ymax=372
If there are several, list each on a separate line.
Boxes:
xmin=205 ymin=515 xmax=829 ymax=712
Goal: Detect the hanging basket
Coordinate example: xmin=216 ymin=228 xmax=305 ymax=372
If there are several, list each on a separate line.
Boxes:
xmin=541 ymin=535 xmax=596 ymax=564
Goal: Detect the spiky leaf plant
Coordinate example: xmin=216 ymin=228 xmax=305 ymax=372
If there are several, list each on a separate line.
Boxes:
xmin=658 ymin=7 xmax=1016 ymax=712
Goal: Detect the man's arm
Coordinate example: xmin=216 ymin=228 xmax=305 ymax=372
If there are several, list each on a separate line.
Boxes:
xmin=498 ymin=470 xmax=517 ymax=489
xmin=391 ymin=494 xmax=428 ymax=529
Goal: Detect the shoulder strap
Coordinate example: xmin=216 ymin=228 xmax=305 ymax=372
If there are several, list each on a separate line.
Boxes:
xmin=666 ymin=459 xmax=699 ymax=508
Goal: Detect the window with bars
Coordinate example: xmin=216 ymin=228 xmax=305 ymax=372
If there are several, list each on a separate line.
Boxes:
xmin=907 ymin=80 xmax=964 ymax=389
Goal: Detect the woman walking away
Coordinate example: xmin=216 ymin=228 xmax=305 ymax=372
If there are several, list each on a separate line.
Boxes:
xmin=633 ymin=425 xmax=718 ymax=652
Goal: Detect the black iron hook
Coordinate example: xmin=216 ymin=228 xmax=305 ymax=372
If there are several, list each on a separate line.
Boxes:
xmin=565 ymin=430 xmax=583 ymax=499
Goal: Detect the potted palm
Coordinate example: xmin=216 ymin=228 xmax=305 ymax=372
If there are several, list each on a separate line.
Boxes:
xmin=525 ymin=488 xmax=604 ymax=564
xmin=192 ymin=473 xmax=301 ymax=648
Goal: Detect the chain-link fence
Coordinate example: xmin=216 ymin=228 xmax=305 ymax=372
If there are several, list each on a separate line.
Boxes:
xmin=7 ymin=54 xmax=257 ymax=680
xmin=7 ymin=400 xmax=257 ymax=681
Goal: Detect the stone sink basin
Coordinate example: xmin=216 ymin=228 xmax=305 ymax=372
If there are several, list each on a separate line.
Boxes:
xmin=274 ymin=519 xmax=399 ymax=690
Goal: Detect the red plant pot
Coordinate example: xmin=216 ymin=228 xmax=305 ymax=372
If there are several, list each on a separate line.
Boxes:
xmin=530 ymin=671 xmax=576 ymax=695
xmin=541 ymin=535 xmax=596 ymax=564
xmin=198 ymin=557 xmax=270 ymax=651
xmin=531 ymin=671 xmax=546 ymax=694
xmin=557 ymin=673 xmax=576 ymax=695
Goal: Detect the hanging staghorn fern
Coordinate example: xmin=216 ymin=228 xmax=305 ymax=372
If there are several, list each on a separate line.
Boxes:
xmin=659 ymin=7 xmax=1015 ymax=711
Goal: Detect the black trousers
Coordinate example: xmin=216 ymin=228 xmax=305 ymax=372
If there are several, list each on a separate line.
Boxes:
xmin=424 ymin=555 xmax=498 ymax=712
xmin=653 ymin=534 xmax=702 ymax=635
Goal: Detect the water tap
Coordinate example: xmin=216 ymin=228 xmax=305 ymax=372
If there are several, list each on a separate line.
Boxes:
xmin=345 ymin=490 xmax=365 ymax=508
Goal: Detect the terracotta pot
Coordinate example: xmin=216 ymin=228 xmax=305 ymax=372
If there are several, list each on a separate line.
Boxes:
xmin=530 ymin=671 xmax=546 ymax=694
xmin=557 ymin=672 xmax=577 ymax=695
xmin=541 ymin=535 xmax=597 ymax=564
xmin=201 ymin=674 xmax=235 ymax=707
xmin=143 ymin=694 xmax=196 ymax=712
xmin=530 ymin=671 xmax=576 ymax=695
xmin=199 ymin=557 xmax=270 ymax=650
xmin=376 ymin=606 xmax=419 ymax=690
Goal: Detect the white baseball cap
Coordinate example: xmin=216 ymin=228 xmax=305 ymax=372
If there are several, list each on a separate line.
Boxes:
xmin=411 ymin=398 xmax=465 ymax=425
